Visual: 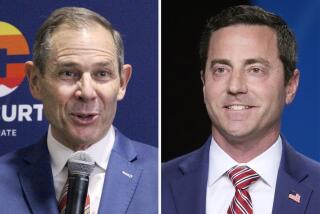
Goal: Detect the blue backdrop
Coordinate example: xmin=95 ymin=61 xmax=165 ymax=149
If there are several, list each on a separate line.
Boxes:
xmin=0 ymin=0 xmax=158 ymax=154
xmin=253 ymin=0 xmax=320 ymax=161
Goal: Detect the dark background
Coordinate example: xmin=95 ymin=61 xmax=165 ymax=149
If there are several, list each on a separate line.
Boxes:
xmin=162 ymin=1 xmax=250 ymax=161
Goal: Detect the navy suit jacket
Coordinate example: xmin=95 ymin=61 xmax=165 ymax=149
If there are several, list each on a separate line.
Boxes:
xmin=162 ymin=136 xmax=320 ymax=214
xmin=0 ymin=129 xmax=158 ymax=214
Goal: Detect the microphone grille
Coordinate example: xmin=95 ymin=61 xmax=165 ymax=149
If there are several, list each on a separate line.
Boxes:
xmin=68 ymin=151 xmax=95 ymax=176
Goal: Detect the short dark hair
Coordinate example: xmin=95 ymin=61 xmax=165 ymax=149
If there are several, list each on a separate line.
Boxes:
xmin=199 ymin=5 xmax=297 ymax=84
xmin=33 ymin=7 xmax=124 ymax=74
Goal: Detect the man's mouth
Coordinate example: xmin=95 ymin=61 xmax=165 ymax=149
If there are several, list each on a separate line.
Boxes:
xmin=70 ymin=112 xmax=98 ymax=124
xmin=224 ymin=104 xmax=252 ymax=111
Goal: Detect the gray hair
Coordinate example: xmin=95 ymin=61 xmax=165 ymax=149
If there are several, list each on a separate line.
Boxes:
xmin=33 ymin=7 xmax=124 ymax=74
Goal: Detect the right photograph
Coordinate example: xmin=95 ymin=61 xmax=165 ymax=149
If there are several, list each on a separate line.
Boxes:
xmin=162 ymin=1 xmax=320 ymax=214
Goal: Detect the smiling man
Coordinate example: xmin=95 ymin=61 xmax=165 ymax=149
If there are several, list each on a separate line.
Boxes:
xmin=0 ymin=7 xmax=157 ymax=214
xmin=162 ymin=5 xmax=320 ymax=214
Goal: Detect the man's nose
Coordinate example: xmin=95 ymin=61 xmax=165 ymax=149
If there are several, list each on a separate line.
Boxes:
xmin=75 ymin=73 xmax=97 ymax=101
xmin=227 ymin=70 xmax=248 ymax=95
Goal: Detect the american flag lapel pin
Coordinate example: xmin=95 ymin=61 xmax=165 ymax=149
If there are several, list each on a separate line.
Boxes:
xmin=288 ymin=191 xmax=301 ymax=204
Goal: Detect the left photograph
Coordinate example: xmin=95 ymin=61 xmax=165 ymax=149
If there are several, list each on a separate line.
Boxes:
xmin=0 ymin=1 xmax=158 ymax=214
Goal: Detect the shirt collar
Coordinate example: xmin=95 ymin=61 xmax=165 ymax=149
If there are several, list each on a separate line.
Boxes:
xmin=246 ymin=136 xmax=282 ymax=188
xmin=208 ymin=137 xmax=238 ymax=187
xmin=47 ymin=125 xmax=115 ymax=177
xmin=208 ymin=136 xmax=282 ymax=188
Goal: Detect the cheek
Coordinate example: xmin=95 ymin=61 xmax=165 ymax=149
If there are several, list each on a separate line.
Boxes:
xmin=97 ymin=86 xmax=120 ymax=106
xmin=255 ymin=86 xmax=286 ymax=114
xmin=43 ymin=94 xmax=65 ymax=117
xmin=41 ymin=86 xmax=73 ymax=116
xmin=203 ymin=86 xmax=222 ymax=118
xmin=204 ymin=81 xmax=223 ymax=102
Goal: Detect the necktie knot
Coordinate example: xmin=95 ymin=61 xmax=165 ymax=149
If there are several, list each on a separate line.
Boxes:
xmin=227 ymin=166 xmax=259 ymax=190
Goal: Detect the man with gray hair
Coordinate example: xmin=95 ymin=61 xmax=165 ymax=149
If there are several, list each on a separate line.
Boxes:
xmin=0 ymin=7 xmax=157 ymax=214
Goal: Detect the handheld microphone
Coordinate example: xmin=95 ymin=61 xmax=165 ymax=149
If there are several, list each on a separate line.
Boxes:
xmin=65 ymin=151 xmax=95 ymax=214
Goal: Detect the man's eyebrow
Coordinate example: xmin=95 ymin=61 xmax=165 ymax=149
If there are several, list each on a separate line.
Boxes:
xmin=93 ymin=61 xmax=112 ymax=67
xmin=56 ymin=62 xmax=79 ymax=68
xmin=244 ymin=58 xmax=271 ymax=67
xmin=209 ymin=58 xmax=271 ymax=68
xmin=209 ymin=59 xmax=232 ymax=68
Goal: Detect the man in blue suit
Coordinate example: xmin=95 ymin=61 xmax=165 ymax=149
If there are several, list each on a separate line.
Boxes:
xmin=162 ymin=5 xmax=320 ymax=214
xmin=0 ymin=7 xmax=157 ymax=213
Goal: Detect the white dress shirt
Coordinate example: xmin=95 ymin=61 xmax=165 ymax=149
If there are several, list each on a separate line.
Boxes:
xmin=206 ymin=136 xmax=282 ymax=214
xmin=47 ymin=125 xmax=115 ymax=214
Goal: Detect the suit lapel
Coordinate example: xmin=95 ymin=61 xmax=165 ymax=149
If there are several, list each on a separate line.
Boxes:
xmin=272 ymin=139 xmax=313 ymax=214
xmin=170 ymin=139 xmax=211 ymax=214
xmin=98 ymin=130 xmax=142 ymax=214
xmin=18 ymin=136 xmax=58 ymax=214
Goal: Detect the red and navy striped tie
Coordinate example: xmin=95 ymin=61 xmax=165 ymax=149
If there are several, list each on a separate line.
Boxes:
xmin=227 ymin=166 xmax=260 ymax=214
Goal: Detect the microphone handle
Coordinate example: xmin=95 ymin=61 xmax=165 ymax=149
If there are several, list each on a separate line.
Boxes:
xmin=65 ymin=174 xmax=89 ymax=214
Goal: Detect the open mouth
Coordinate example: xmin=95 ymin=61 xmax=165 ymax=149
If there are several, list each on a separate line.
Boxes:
xmin=71 ymin=113 xmax=98 ymax=124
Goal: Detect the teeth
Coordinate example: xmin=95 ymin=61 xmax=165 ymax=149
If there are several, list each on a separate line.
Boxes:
xmin=227 ymin=105 xmax=249 ymax=110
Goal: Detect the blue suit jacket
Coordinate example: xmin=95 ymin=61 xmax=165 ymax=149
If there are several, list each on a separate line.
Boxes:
xmin=162 ymin=137 xmax=320 ymax=214
xmin=0 ymin=129 xmax=158 ymax=214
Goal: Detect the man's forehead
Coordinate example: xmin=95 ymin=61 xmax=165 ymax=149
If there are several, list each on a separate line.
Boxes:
xmin=55 ymin=60 xmax=114 ymax=68
xmin=46 ymin=25 xmax=116 ymax=57
xmin=208 ymin=24 xmax=278 ymax=54
xmin=49 ymin=23 xmax=115 ymax=48
xmin=210 ymin=24 xmax=276 ymax=39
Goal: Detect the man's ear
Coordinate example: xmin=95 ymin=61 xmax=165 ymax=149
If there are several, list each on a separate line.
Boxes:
xmin=285 ymin=69 xmax=300 ymax=104
xmin=201 ymin=70 xmax=207 ymax=98
xmin=117 ymin=64 xmax=132 ymax=100
xmin=200 ymin=70 xmax=205 ymax=85
xmin=25 ymin=61 xmax=43 ymax=100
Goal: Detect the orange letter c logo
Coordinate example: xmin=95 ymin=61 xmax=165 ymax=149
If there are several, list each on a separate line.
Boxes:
xmin=0 ymin=21 xmax=30 ymax=97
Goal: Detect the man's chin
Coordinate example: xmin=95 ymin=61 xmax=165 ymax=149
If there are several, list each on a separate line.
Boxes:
xmin=215 ymin=126 xmax=257 ymax=143
xmin=64 ymin=137 xmax=99 ymax=150
xmin=71 ymin=126 xmax=105 ymax=139
xmin=63 ymin=131 xmax=104 ymax=149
